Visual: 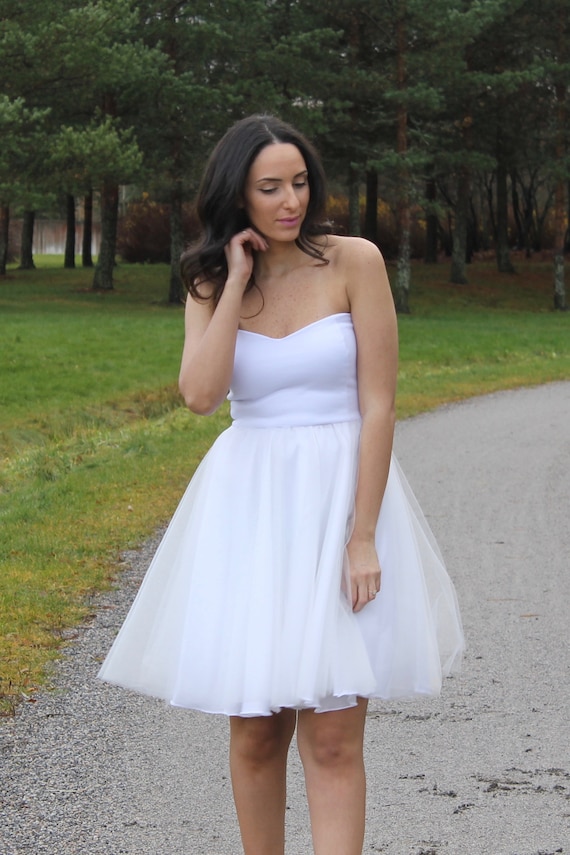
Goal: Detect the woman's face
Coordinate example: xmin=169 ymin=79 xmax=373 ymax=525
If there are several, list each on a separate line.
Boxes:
xmin=242 ymin=142 xmax=310 ymax=243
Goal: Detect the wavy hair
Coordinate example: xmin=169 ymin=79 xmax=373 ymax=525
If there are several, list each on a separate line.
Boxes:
xmin=181 ymin=114 xmax=330 ymax=303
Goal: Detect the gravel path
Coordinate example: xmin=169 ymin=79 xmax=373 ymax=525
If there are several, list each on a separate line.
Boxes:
xmin=1 ymin=381 xmax=569 ymax=855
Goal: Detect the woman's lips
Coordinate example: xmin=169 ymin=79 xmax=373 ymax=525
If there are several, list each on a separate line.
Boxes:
xmin=277 ymin=217 xmax=300 ymax=227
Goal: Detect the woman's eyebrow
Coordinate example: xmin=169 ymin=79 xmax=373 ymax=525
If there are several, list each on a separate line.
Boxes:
xmin=255 ymin=170 xmax=308 ymax=184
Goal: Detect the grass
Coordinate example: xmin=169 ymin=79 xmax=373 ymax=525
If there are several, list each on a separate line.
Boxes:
xmin=395 ymin=259 xmax=568 ymax=415
xmin=0 ymin=256 xmax=568 ymax=714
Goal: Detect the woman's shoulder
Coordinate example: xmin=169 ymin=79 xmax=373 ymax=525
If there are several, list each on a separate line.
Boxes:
xmin=325 ymin=234 xmax=384 ymax=266
xmin=323 ymin=236 xmax=392 ymax=310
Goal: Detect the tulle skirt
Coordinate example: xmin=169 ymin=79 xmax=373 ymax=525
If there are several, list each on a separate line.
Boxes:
xmin=98 ymin=420 xmax=464 ymax=716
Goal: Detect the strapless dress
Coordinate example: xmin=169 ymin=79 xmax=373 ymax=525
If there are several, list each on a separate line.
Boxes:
xmin=98 ymin=313 xmax=464 ymax=716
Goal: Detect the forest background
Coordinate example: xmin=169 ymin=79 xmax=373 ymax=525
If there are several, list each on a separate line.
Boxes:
xmin=1 ymin=0 xmax=569 ymax=310
xmin=1 ymin=0 xmax=569 ymax=711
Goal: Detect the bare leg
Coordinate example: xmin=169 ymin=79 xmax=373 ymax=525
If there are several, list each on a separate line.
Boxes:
xmin=297 ymin=699 xmax=368 ymax=855
xmin=229 ymin=709 xmax=297 ymax=855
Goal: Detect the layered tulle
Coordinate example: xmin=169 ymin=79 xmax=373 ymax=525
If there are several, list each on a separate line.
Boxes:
xmin=99 ymin=423 xmax=464 ymax=715
xmin=99 ymin=314 xmax=464 ymax=715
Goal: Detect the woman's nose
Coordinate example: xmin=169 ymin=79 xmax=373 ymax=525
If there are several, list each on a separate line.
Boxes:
xmin=283 ymin=185 xmax=299 ymax=209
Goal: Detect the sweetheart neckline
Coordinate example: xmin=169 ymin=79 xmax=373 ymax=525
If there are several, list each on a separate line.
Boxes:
xmin=237 ymin=312 xmax=351 ymax=341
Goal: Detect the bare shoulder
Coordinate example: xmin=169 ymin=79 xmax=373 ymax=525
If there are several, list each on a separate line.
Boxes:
xmin=326 ymin=234 xmax=385 ymax=269
xmin=326 ymin=236 xmax=391 ymax=313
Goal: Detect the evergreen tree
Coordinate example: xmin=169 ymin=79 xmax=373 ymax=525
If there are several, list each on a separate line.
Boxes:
xmin=135 ymin=0 xmax=339 ymax=301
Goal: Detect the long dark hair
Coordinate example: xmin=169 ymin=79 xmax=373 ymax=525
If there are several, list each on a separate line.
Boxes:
xmin=181 ymin=114 xmax=330 ymax=303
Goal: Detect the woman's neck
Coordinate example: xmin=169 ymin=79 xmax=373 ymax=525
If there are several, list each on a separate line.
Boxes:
xmin=254 ymin=240 xmax=308 ymax=281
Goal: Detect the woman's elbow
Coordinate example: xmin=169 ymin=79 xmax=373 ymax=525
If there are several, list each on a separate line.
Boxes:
xmin=178 ymin=379 xmax=221 ymax=416
xmin=184 ymin=396 xmax=218 ymax=416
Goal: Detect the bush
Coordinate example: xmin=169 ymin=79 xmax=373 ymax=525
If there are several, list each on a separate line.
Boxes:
xmin=118 ymin=193 xmax=428 ymax=264
xmin=116 ymin=197 xmax=199 ymax=263
xmin=327 ymin=195 xmax=425 ymax=259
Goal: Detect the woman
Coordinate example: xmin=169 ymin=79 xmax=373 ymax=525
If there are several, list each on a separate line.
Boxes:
xmin=99 ymin=115 xmax=464 ymax=855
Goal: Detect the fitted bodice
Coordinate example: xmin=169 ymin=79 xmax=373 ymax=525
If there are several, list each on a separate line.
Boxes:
xmin=228 ymin=313 xmax=360 ymax=428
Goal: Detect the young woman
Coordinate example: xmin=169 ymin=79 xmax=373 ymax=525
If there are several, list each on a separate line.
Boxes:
xmin=99 ymin=115 xmax=464 ymax=855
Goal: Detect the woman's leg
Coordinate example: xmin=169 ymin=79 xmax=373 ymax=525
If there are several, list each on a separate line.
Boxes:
xmin=229 ymin=709 xmax=297 ymax=855
xmin=297 ymin=699 xmax=368 ymax=855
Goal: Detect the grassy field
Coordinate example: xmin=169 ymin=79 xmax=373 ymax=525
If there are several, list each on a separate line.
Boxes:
xmin=0 ymin=257 xmax=568 ymax=714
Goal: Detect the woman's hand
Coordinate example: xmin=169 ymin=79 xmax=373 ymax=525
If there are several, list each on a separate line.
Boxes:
xmin=347 ymin=535 xmax=381 ymax=612
xmin=224 ymin=228 xmax=268 ymax=290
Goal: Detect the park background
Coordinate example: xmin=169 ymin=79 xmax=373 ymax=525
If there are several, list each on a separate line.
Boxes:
xmin=0 ymin=0 xmax=569 ymax=713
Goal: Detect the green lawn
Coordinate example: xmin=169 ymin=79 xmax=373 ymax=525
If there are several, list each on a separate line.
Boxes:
xmin=0 ymin=257 xmax=568 ymax=713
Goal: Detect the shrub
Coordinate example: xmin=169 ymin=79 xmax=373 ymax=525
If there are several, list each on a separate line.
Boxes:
xmin=327 ymin=194 xmax=425 ymax=259
xmin=117 ymin=197 xmax=199 ymax=263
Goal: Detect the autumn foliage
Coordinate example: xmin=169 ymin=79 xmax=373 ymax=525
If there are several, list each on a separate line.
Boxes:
xmin=116 ymin=197 xmax=198 ymax=263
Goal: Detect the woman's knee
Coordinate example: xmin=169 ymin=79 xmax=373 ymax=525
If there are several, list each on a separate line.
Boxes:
xmin=297 ymin=707 xmax=366 ymax=770
xmin=303 ymin=731 xmax=361 ymax=769
xmin=230 ymin=712 xmax=295 ymax=767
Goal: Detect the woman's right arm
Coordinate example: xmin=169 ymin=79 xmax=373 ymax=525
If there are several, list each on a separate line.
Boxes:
xmin=178 ymin=228 xmax=266 ymax=415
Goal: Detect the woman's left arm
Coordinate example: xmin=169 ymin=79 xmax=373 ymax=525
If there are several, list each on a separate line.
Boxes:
xmin=344 ymin=238 xmax=398 ymax=612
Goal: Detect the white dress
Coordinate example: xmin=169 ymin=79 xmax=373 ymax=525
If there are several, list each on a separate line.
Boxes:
xmin=98 ymin=313 xmax=464 ymax=716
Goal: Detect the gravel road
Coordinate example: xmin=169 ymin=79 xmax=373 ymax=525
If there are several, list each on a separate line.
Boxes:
xmin=1 ymin=381 xmax=569 ymax=855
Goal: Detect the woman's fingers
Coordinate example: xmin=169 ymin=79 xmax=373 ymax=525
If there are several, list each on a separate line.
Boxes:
xmin=224 ymin=229 xmax=268 ymax=283
xmin=351 ymin=570 xmax=381 ymax=613
xmin=347 ymin=538 xmax=381 ymax=612
xmin=233 ymin=228 xmax=268 ymax=252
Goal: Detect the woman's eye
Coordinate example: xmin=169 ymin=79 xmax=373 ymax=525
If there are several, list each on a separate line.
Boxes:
xmin=260 ymin=188 xmax=277 ymax=194
xmin=294 ymin=181 xmax=308 ymax=189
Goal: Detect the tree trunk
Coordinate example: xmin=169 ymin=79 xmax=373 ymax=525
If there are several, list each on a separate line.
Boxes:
xmin=553 ymin=9 xmax=567 ymax=310
xmin=93 ymin=91 xmax=118 ymax=288
xmin=0 ymin=204 xmax=9 ymax=275
xmin=348 ymin=165 xmax=361 ymax=236
xmin=169 ymin=181 xmax=184 ymax=304
xmin=64 ymin=194 xmax=76 ymax=269
xmin=510 ymin=170 xmax=525 ymax=252
xmin=394 ymin=6 xmax=411 ymax=312
xmin=363 ymin=170 xmax=378 ymax=244
xmin=535 ymin=187 xmax=553 ymax=251
xmin=450 ymin=168 xmax=470 ymax=285
xmin=495 ymin=156 xmax=515 ymax=273
xmin=424 ymin=179 xmax=438 ymax=263
xmin=485 ymin=172 xmax=497 ymax=245
xmin=440 ymin=214 xmax=452 ymax=256
xmin=396 ymin=218 xmax=411 ymax=314
xmin=553 ymin=173 xmax=566 ymax=309
xmin=468 ymin=198 xmax=479 ymax=255
xmin=553 ymin=253 xmax=566 ymax=310
xmin=82 ymin=191 xmax=93 ymax=267
xmin=93 ymin=182 xmax=119 ymax=290
xmin=19 ymin=210 xmax=36 ymax=269
xmin=566 ymin=179 xmax=570 ymax=253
